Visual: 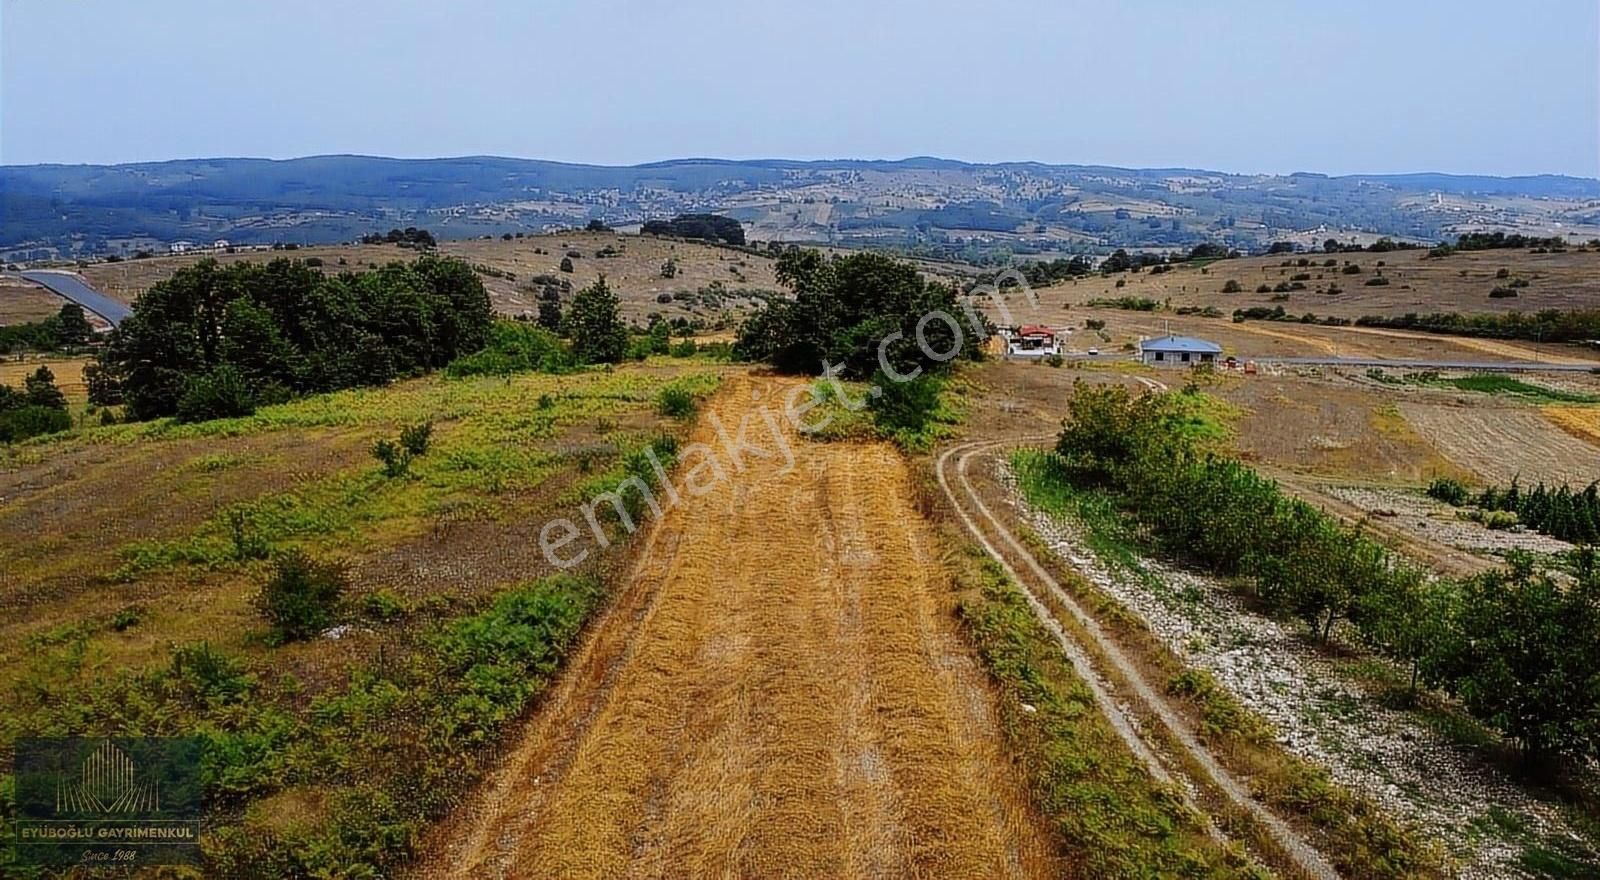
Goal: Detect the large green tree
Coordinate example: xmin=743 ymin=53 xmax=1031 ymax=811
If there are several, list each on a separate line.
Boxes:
xmin=97 ymin=256 xmax=492 ymax=421
xmin=735 ymin=249 xmax=985 ymax=378
xmin=563 ymin=277 xmax=627 ymax=364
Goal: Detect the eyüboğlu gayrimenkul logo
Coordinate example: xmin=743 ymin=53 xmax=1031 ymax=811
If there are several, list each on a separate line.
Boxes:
xmin=9 ymin=737 xmax=203 ymax=868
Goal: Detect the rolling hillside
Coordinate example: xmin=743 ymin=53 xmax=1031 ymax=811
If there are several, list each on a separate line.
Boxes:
xmin=5 ymin=155 xmax=1599 ymax=262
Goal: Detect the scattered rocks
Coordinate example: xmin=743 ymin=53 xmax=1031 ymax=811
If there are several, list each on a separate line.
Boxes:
xmin=1000 ymin=462 xmax=1591 ymax=879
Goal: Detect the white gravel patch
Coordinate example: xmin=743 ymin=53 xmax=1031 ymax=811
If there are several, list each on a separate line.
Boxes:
xmin=999 ymin=461 xmax=1595 ymax=880
xmin=1322 ymin=486 xmax=1574 ymax=556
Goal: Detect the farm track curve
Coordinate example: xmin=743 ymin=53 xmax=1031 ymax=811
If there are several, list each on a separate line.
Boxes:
xmin=936 ymin=437 xmax=1341 ymax=880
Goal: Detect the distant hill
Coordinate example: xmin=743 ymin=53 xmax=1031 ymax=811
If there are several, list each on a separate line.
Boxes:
xmin=4 ymin=155 xmax=1598 ymax=261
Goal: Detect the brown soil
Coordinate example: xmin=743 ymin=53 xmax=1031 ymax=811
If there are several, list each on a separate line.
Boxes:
xmin=415 ymin=375 xmax=1059 ymax=879
xmin=1400 ymin=401 xmax=1600 ymax=486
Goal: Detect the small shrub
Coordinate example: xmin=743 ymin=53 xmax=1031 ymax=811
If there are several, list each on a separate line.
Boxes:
xmin=170 ymin=642 xmax=252 ymax=703
xmin=1045 ymin=353 xmax=1065 ymax=368
xmin=371 ymin=438 xmax=411 ymax=478
xmin=399 ymin=421 xmax=433 ymax=456
xmin=111 ymin=606 xmax=143 ymax=632
xmin=226 ymin=508 xmax=270 ymax=561
xmin=1427 ymin=477 xmax=1470 ymax=506
xmin=670 ymin=339 xmax=698 ymax=358
xmin=1221 ymin=279 xmax=1244 ymax=293
xmin=257 ymin=550 xmax=346 ymax=643
xmin=361 ymin=589 xmax=409 ymax=622
xmin=175 ymin=365 xmax=255 ymax=423
xmin=1489 ymin=287 xmax=1519 ymax=299
xmin=1256 ymin=284 xmax=1273 ymax=293
xmin=1365 ymin=276 xmax=1391 ymax=287
xmin=1342 ymin=263 xmax=1364 ymax=275
xmin=657 ymin=385 xmax=697 ymax=419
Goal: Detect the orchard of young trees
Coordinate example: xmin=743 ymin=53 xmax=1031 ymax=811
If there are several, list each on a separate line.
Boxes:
xmin=92 ymin=256 xmax=493 ymax=422
xmin=1050 ymin=383 xmax=1600 ymax=767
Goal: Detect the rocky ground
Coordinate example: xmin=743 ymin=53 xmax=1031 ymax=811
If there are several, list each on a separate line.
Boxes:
xmin=998 ymin=461 xmax=1597 ymax=880
xmin=1323 ymin=485 xmax=1574 ymax=557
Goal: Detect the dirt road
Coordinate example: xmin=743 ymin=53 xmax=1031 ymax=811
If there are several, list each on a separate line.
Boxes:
xmin=417 ymin=375 xmax=1058 ymax=879
xmin=937 ymin=438 xmax=1340 ymax=880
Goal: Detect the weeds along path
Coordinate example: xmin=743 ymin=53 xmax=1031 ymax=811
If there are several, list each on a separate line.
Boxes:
xmin=420 ymin=374 xmax=1058 ymax=879
xmin=937 ymin=438 xmax=1342 ymax=880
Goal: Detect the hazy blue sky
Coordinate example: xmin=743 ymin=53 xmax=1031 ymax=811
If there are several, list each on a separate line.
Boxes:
xmin=3 ymin=0 xmax=1596 ymax=176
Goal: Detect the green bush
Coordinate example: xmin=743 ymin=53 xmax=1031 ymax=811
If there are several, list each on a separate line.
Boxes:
xmin=400 ymin=421 xmax=433 ymax=456
xmin=868 ymin=372 xmax=943 ymax=436
xmin=1426 ymin=477 xmax=1470 ymax=506
xmin=175 ymin=365 xmax=256 ymax=423
xmin=670 ymin=339 xmax=698 ymax=358
xmin=256 ymin=550 xmax=346 ymax=643
xmin=0 ymin=404 xmax=71 ymax=443
xmin=446 ymin=321 xmax=574 ymax=377
xmin=657 ymin=385 xmax=697 ymax=419
xmin=371 ymin=438 xmax=411 ymax=478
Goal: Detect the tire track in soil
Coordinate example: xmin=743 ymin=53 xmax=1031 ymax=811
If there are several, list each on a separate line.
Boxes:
xmin=414 ymin=374 xmax=1059 ymax=879
xmin=937 ymin=438 xmax=1342 ymax=880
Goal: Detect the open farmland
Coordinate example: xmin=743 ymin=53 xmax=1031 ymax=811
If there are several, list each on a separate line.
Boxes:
xmin=418 ymin=375 xmax=1060 ymax=878
xmin=1044 ymin=246 xmax=1600 ymax=321
xmin=0 ymin=357 xmax=731 ymax=872
xmin=1399 ymin=401 xmax=1600 ymax=486
xmin=0 ymin=276 xmax=68 ymax=324
xmin=69 ymin=232 xmax=785 ymax=326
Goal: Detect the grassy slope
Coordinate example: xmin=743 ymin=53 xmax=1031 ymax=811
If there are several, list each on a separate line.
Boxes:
xmin=0 ymin=359 xmax=724 ymax=875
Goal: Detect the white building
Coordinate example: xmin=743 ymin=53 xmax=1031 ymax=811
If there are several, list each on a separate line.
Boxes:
xmin=1139 ymin=335 xmax=1221 ymax=366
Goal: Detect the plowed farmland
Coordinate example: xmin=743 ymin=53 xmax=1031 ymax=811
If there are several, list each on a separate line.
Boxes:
xmin=420 ymin=375 xmax=1058 ymax=879
xmin=1399 ymin=401 xmax=1600 ymax=485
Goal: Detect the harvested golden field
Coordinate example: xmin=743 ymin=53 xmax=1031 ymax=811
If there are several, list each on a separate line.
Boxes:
xmin=1046 ymin=246 xmax=1600 ymax=320
xmin=0 ymin=354 xmax=91 ymax=402
xmin=1545 ymin=405 xmax=1600 ymax=448
xmin=440 ymin=231 xmax=782 ymax=323
xmin=0 ymin=276 xmax=68 ymax=324
xmin=421 ymin=374 xmax=1058 ymax=879
xmin=75 ymin=232 xmax=783 ymax=325
xmin=1399 ymin=401 xmax=1600 ymax=485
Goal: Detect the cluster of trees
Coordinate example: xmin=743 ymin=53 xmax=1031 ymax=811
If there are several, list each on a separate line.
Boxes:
xmin=0 ymin=303 xmax=95 ymax=354
xmin=1319 ymin=237 xmax=1421 ymax=254
xmin=1451 ymin=232 xmax=1569 ymax=252
xmin=1232 ymin=306 xmax=1353 ymax=326
xmin=0 ymin=366 xmax=71 ymax=442
xmin=1052 ymin=383 xmax=1600 ymax=765
xmin=640 ymin=214 xmax=746 ymax=246
xmin=92 ymin=257 xmax=493 ymax=422
xmin=1463 ymin=479 xmax=1600 ymax=545
xmin=360 ymin=227 xmax=437 ymax=248
xmin=1353 ymin=309 xmax=1600 ymax=344
xmin=734 ymin=248 xmax=986 ymax=379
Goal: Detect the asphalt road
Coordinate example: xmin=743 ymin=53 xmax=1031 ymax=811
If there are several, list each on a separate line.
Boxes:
xmin=10 ymin=270 xmax=132 ymax=326
xmin=1270 ymin=355 xmax=1599 ymax=373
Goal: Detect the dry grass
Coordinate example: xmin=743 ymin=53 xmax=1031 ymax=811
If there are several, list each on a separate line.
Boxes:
xmin=1049 ymin=248 xmax=1600 ymax=320
xmin=1400 ymin=402 xmax=1600 ymax=486
xmin=1544 ymin=406 xmax=1600 ymax=449
xmin=429 ymin=375 xmax=1058 ymax=879
xmin=0 ymin=277 xmax=69 ymax=324
xmin=75 ymin=232 xmax=784 ymax=326
xmin=0 ymin=355 xmax=91 ymax=402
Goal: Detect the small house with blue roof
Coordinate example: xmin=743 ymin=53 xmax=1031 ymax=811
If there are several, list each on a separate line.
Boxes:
xmin=1139 ymin=335 xmax=1222 ymax=366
